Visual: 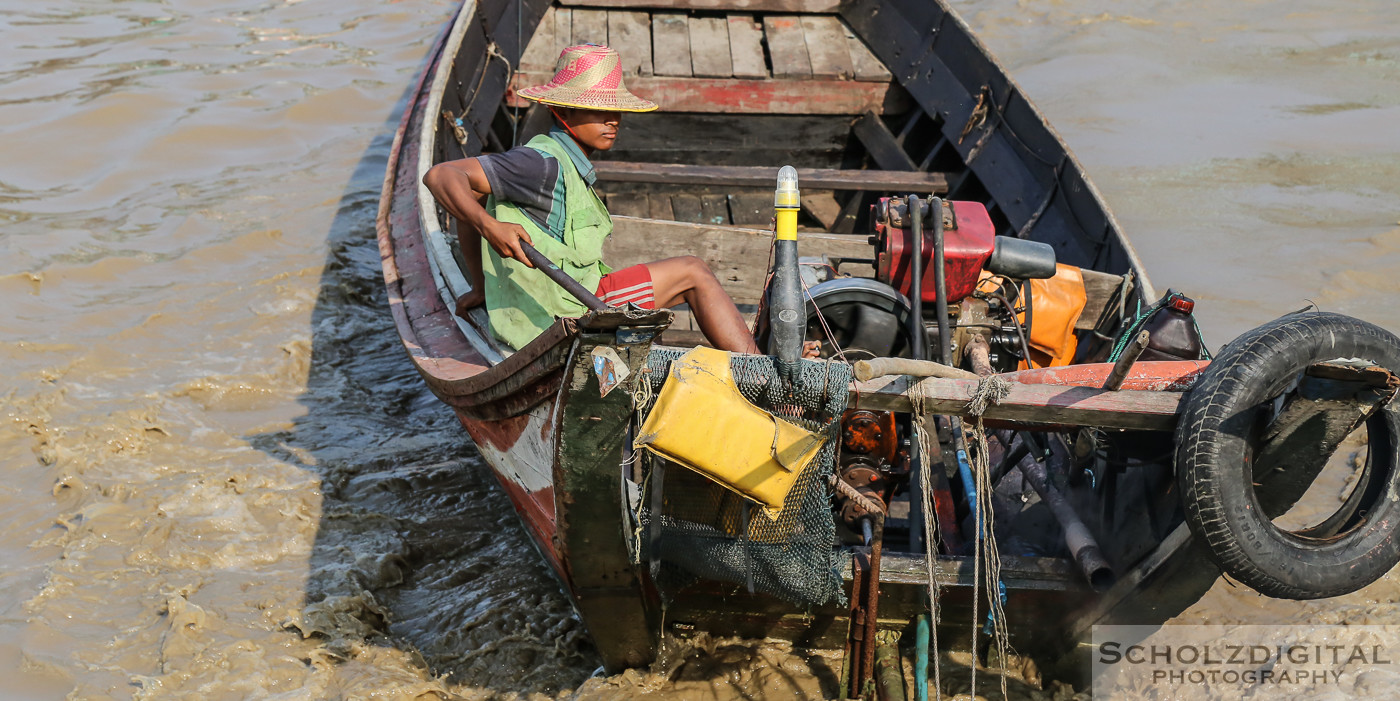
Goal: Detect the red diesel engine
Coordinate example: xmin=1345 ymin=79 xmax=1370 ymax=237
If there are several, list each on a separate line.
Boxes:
xmin=872 ymin=197 xmax=998 ymax=306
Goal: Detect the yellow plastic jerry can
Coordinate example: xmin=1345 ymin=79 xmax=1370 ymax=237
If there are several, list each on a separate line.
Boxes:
xmin=634 ymin=346 xmax=825 ymax=519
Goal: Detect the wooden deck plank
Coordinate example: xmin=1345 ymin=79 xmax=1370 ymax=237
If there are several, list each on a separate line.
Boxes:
xmin=607 ymin=10 xmax=653 ymax=76
xmin=700 ymin=194 xmax=730 ymax=225
xmin=670 ymin=194 xmax=704 ymax=223
xmin=651 ymin=13 xmax=693 ymax=77
xmin=648 ymin=193 xmax=675 ymax=220
xmin=688 ymin=17 xmax=734 ymax=78
xmin=800 ymin=15 xmax=854 ymax=79
xmin=592 ymin=161 xmax=949 ymax=193
xmin=561 ymin=0 xmax=840 ymax=12
xmin=519 ymin=6 xmax=558 ymax=72
xmin=844 ymin=23 xmax=891 ymax=81
xmin=800 ymin=192 xmax=842 ymax=229
xmin=727 ymin=192 xmax=772 ymax=227
xmin=605 ymin=218 xmax=873 ymax=305
xmin=727 ymin=15 xmax=768 ymax=79
xmin=554 ymin=7 xmax=573 ymax=58
xmin=607 ymin=193 xmax=651 ymax=218
xmin=763 ymin=16 xmax=812 ymax=78
xmin=510 ymin=72 xmax=908 ymax=113
xmin=571 ymin=8 xmax=609 ymax=46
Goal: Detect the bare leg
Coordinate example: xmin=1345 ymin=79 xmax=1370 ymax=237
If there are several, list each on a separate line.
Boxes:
xmin=453 ymin=219 xmax=485 ymax=317
xmin=647 ymin=256 xmax=759 ymax=354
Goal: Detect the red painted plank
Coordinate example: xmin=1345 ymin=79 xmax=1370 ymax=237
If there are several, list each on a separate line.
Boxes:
xmin=510 ymin=71 xmax=908 ymax=114
xmin=1004 ymin=361 xmax=1211 ymax=392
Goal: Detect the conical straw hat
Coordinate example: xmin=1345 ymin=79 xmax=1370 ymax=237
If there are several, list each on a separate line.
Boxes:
xmin=516 ymin=44 xmax=658 ymax=113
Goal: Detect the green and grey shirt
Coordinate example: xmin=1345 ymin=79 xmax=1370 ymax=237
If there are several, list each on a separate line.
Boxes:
xmin=477 ymin=128 xmax=612 ymax=350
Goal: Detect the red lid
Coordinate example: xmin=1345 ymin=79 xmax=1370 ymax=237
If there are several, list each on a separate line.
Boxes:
xmin=1169 ymin=294 xmax=1196 ymax=314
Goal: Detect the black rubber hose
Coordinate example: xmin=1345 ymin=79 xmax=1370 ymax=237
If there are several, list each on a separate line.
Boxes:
xmin=930 ymin=197 xmax=951 ymax=365
xmin=907 ymin=194 xmax=925 ymax=360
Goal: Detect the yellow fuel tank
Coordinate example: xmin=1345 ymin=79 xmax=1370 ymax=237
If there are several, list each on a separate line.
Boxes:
xmin=634 ymin=347 xmax=825 ymax=519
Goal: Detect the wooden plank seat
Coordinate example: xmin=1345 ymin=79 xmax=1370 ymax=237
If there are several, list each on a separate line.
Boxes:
xmin=593 ymin=161 xmax=950 ymax=192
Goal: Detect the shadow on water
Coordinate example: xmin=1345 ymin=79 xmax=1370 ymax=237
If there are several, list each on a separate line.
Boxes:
xmin=247 ymin=79 xmax=599 ymax=695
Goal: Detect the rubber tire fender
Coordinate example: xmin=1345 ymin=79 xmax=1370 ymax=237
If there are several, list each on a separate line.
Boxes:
xmin=1175 ymin=311 xmax=1400 ymax=599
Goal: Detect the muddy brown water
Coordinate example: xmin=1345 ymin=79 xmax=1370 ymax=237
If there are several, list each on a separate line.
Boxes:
xmin=2 ymin=0 xmax=1398 ymax=698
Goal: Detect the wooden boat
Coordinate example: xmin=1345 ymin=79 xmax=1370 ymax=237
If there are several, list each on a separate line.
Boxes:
xmin=378 ymin=0 xmax=1400 ymax=690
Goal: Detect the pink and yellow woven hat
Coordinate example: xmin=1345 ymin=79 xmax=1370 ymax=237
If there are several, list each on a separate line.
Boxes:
xmin=517 ymin=44 xmax=658 ymax=113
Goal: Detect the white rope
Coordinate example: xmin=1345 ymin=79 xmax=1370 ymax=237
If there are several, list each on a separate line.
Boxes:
xmin=911 ymin=385 xmax=942 ymax=701
xmin=909 ymin=373 xmax=1016 ymax=701
xmin=966 ymin=376 xmax=1013 ymax=701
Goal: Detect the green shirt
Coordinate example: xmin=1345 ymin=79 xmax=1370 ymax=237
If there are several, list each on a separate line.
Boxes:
xmin=482 ymin=130 xmax=613 ymax=350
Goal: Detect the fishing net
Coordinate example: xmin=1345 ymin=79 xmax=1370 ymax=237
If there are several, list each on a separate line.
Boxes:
xmin=632 ymin=349 xmax=851 ymax=608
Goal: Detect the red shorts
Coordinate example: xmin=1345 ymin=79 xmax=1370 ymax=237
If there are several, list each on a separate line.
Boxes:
xmin=595 ymin=264 xmax=656 ymax=309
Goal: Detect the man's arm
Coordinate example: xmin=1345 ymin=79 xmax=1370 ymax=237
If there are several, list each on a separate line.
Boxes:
xmin=422 ymin=158 xmax=534 ymax=267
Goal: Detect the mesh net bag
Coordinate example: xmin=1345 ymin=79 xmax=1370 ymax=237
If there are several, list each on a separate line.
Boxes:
xmin=633 ymin=349 xmax=851 ymax=608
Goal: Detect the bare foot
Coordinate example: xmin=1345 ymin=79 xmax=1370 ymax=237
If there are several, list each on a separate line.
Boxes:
xmin=454 ymin=289 xmax=485 ymax=318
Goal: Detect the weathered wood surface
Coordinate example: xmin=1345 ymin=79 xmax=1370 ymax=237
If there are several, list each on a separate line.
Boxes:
xmin=800 ymin=192 xmax=842 ymax=229
xmin=727 ymin=15 xmax=768 ymax=79
xmin=512 ymin=71 xmax=906 ymax=114
xmin=688 ymin=17 xmax=734 ymax=78
xmin=607 ymin=192 xmax=650 ymax=218
xmin=560 ymin=0 xmax=841 ymax=12
xmin=608 ymin=10 xmax=653 ymax=75
xmin=1079 ymin=268 xmax=1130 ymax=331
xmin=593 ymin=161 xmax=950 ymax=192
xmin=571 ymin=8 xmax=609 ymax=46
xmin=850 ymin=375 xmax=1183 ymax=431
xmin=853 ymin=110 xmax=918 ymax=170
xmin=605 ymin=217 xmax=873 ymax=304
xmin=669 ymin=194 xmax=704 ymax=223
xmin=700 ymin=193 xmax=730 ymax=225
xmin=800 ymin=15 xmax=854 ymax=79
xmin=648 ymin=193 xmax=675 ymax=220
xmin=844 ymin=24 xmax=891 ymax=81
xmin=519 ymin=6 xmax=559 ymax=71
xmin=553 ymin=7 xmax=574 ymax=56
xmin=650 ymin=13 xmax=692 ymax=77
xmin=571 ymin=9 xmax=610 ymax=46
xmin=726 ymin=192 xmax=772 ymax=227
xmin=554 ymin=333 xmax=663 ymax=671
xmin=600 ymin=113 xmax=852 ymax=167
xmin=763 ymin=16 xmax=812 ymax=78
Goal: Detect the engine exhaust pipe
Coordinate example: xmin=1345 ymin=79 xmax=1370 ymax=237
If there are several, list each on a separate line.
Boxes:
xmin=1010 ymin=433 xmax=1116 ymax=591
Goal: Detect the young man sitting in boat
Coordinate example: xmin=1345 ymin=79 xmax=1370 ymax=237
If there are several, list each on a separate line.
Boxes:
xmin=422 ymin=44 xmax=760 ymax=354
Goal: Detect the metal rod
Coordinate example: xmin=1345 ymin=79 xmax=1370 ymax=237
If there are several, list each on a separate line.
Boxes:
xmin=930 ymin=197 xmax=951 ymax=365
xmin=520 ymin=241 xmax=609 ymax=312
xmin=1009 ymin=434 xmax=1116 ymax=591
xmin=843 ymin=557 xmax=866 ymax=699
xmin=1103 ymin=330 xmax=1150 ymax=390
xmin=861 ymin=516 xmax=885 ymax=699
xmin=907 ymin=195 xmax=925 ymax=360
